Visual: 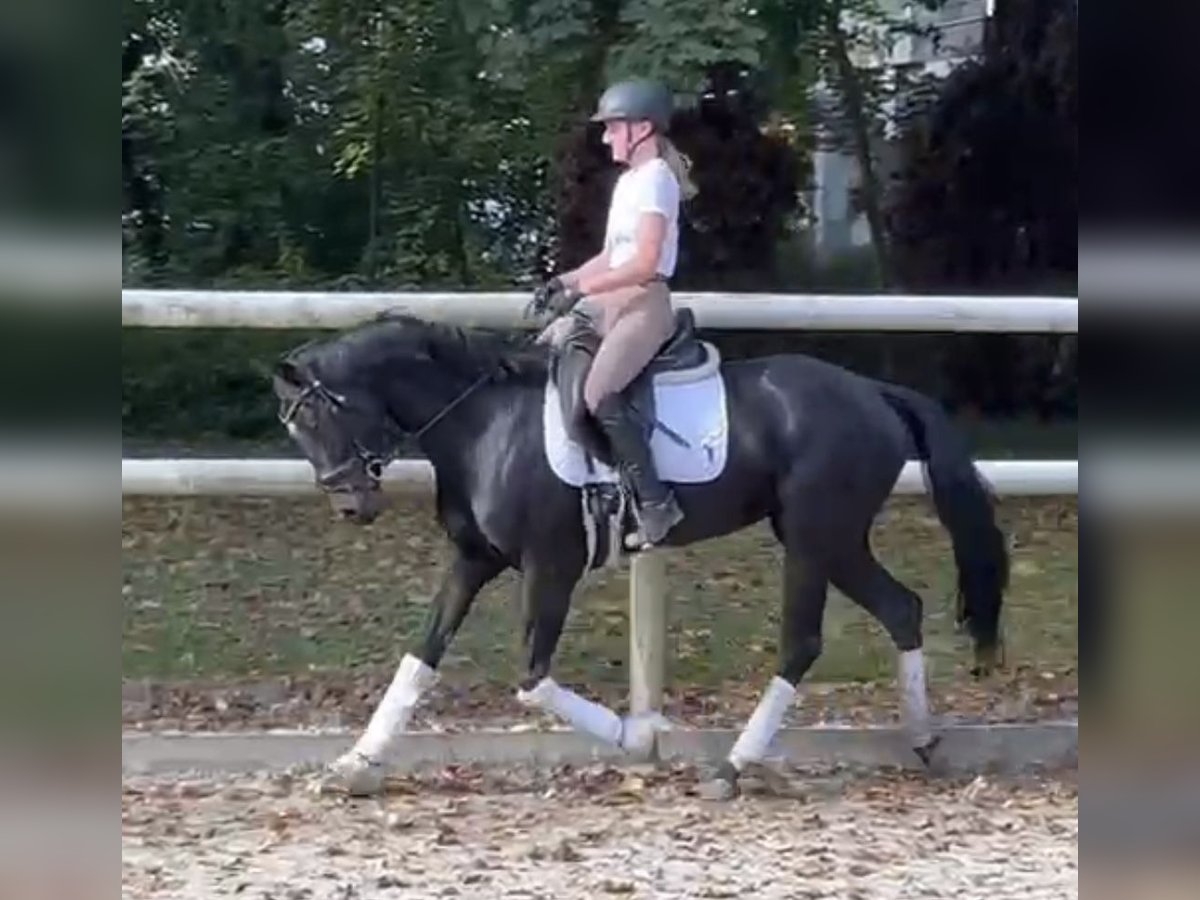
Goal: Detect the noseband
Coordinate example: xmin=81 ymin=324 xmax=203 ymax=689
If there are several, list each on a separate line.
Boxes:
xmin=278 ymin=378 xmax=398 ymax=491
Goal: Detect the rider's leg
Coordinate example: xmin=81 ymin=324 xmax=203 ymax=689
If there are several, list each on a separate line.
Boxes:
xmin=580 ymin=283 xmax=674 ymax=402
xmin=583 ymin=282 xmax=682 ymax=546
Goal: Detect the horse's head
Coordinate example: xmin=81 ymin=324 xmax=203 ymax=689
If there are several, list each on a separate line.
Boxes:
xmin=272 ymin=348 xmax=396 ymax=525
xmin=272 ymin=314 xmax=545 ymax=523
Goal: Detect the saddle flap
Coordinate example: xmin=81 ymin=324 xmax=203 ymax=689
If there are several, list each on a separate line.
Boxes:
xmin=548 ymin=315 xmax=612 ymax=465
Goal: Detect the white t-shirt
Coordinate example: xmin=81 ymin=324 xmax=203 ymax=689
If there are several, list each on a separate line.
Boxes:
xmin=602 ymin=158 xmax=681 ymax=279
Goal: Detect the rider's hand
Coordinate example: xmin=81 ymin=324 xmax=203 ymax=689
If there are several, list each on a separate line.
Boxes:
xmin=527 ymin=276 xmax=581 ymax=319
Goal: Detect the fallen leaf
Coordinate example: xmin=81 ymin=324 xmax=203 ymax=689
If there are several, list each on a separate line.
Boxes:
xmin=600 ymin=880 xmax=635 ymax=895
xmin=550 ymin=838 xmax=582 ymax=862
xmin=384 ymin=812 xmax=414 ymax=831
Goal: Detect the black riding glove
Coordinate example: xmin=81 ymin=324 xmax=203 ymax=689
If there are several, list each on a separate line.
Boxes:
xmin=528 ymin=276 xmax=582 ymax=318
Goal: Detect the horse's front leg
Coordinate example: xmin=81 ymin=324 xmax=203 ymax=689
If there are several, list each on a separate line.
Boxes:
xmin=514 ymin=552 xmax=669 ymax=758
xmin=513 ymin=553 xmax=620 ymax=741
xmin=325 ymin=549 xmax=505 ymax=795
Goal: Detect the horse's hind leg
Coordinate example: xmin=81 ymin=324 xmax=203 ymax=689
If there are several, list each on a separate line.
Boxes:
xmin=829 ymin=540 xmax=939 ymax=764
xmin=703 ymin=539 xmax=829 ymax=800
xmin=325 ymin=549 xmax=505 ymax=795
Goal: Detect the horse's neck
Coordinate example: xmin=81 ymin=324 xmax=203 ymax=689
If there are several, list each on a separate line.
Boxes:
xmin=406 ymin=377 xmax=532 ymax=471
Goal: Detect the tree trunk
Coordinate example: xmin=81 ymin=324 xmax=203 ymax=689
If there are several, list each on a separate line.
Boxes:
xmin=826 ymin=6 xmax=894 ymax=288
xmin=368 ymin=92 xmax=383 ymax=284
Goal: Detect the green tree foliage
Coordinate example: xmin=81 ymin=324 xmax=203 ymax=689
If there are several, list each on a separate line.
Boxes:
xmin=123 ymin=0 xmax=821 ymax=289
xmin=670 ymin=65 xmax=802 ymax=289
xmin=123 ymin=1 xmax=316 ymax=284
xmin=121 ymin=0 xmax=1078 ymax=441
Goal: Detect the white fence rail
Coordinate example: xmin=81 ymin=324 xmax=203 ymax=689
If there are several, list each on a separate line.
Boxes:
xmin=122 ymin=288 xmax=1079 ymax=716
xmin=123 ymin=289 xmax=1079 ymax=333
xmin=122 ymin=457 xmax=1077 ymax=497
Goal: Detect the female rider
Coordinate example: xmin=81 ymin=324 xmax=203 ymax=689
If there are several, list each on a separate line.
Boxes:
xmin=534 ymin=78 xmax=699 ymax=548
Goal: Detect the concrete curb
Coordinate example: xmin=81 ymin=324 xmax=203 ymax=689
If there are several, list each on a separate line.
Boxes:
xmin=123 ymin=721 xmax=1077 ymax=778
xmin=659 ymin=721 xmax=1078 ymax=775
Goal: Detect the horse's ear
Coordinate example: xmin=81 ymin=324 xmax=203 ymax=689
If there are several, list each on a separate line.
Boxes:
xmin=275 ymin=358 xmax=303 ymax=385
xmin=274 ymin=337 xmax=323 ymax=383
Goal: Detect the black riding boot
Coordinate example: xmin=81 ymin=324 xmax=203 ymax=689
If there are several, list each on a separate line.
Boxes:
xmin=593 ymin=393 xmax=684 ymax=547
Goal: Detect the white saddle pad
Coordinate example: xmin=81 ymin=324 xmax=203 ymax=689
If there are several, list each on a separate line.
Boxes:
xmin=542 ymin=341 xmax=730 ymax=487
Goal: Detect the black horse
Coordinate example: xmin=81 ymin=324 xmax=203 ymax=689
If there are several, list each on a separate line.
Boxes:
xmin=272 ymin=310 xmax=1008 ymax=798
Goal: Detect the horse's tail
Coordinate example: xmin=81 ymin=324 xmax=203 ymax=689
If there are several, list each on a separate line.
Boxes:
xmin=878 ymin=382 xmax=1009 ymax=672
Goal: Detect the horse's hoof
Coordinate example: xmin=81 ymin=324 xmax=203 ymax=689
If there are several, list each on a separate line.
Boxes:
xmin=698 ymin=775 xmax=739 ymax=802
xmin=913 ymin=735 xmax=943 ymax=769
xmin=698 ymin=761 xmax=740 ymax=802
xmin=321 ymin=750 xmax=387 ymax=796
xmin=741 ymin=760 xmax=807 ymax=799
xmin=620 ymin=712 xmax=672 ymax=758
xmin=622 ymin=534 xmax=651 ymax=553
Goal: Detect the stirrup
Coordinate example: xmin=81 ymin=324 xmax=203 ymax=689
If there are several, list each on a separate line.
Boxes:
xmin=628 ymin=494 xmax=684 ymax=549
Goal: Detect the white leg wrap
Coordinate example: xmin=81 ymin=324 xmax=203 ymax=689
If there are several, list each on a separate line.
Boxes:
xmin=517 ymin=677 xmax=624 ymax=746
xmin=354 ymin=653 xmax=437 ymax=760
xmin=728 ymin=676 xmax=797 ymax=771
xmin=618 ymin=711 xmax=672 ymax=757
xmin=898 ymin=648 xmax=932 ymax=746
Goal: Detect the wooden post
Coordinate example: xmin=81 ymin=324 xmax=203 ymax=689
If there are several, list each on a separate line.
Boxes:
xmin=629 ymin=550 xmax=668 ymax=715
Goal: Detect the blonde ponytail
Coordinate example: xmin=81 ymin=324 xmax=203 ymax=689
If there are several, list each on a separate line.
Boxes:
xmin=657 ymin=136 xmax=699 ymax=201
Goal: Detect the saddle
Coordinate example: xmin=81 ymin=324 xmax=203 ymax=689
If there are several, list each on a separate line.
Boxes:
xmin=545 ymin=307 xmax=726 ymax=570
xmin=548 ymin=307 xmax=708 ymax=469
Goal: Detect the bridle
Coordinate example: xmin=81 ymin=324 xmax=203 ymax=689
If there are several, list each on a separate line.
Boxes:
xmin=278 ymin=377 xmax=395 ymax=491
xmin=278 ymin=369 xmax=495 ymax=492
xmin=278 ymin=321 xmax=543 ymax=494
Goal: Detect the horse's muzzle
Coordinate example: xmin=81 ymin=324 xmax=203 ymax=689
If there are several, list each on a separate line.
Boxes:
xmin=328 ymin=486 xmax=386 ymax=524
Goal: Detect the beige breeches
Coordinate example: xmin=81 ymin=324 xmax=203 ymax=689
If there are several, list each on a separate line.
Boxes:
xmin=537 ymin=281 xmax=675 ymax=412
